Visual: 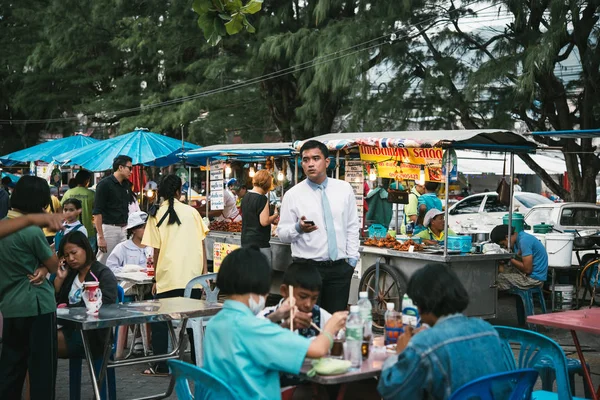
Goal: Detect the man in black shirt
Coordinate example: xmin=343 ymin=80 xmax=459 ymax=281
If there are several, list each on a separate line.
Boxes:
xmin=93 ymin=155 xmax=133 ymax=263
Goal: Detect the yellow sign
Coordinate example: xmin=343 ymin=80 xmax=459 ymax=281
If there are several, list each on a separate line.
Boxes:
xmin=359 ymin=146 xmax=443 ymax=182
xmin=213 ymin=242 xmax=240 ymax=272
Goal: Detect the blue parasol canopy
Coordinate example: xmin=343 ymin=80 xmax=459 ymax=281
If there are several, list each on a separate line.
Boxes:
xmin=0 ymin=134 xmax=99 ymax=165
xmin=55 ymin=129 xmax=200 ymax=171
xmin=180 ymin=142 xmax=294 ymax=165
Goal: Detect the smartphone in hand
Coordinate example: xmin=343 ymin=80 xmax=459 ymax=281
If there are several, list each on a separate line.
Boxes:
xmin=303 ymin=220 xmax=315 ymax=226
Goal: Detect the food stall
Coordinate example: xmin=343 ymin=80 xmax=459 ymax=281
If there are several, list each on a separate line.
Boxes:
xmin=180 ymin=142 xmax=297 ymax=275
xmin=295 ymin=129 xmax=535 ymax=327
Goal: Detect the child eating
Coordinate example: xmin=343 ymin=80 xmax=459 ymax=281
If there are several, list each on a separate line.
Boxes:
xmin=260 ymin=262 xmax=331 ymax=338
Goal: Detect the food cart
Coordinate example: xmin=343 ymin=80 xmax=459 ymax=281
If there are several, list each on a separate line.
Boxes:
xmin=295 ymin=129 xmax=533 ymax=327
xmin=180 ymin=143 xmax=297 ymax=286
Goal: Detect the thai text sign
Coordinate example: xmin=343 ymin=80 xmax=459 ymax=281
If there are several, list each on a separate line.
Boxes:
xmin=359 ymin=146 xmax=443 ymax=182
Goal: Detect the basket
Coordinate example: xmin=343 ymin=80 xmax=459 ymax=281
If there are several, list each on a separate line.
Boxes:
xmin=368 ymin=224 xmax=388 ymax=239
xmin=387 ymin=189 xmax=409 ymax=204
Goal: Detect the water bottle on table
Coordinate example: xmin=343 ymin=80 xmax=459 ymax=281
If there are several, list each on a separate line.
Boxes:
xmin=358 ymin=291 xmax=373 ymax=359
xmin=346 ymin=305 xmax=363 ymax=368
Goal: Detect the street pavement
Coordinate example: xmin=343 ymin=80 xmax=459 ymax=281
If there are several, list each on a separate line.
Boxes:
xmin=54 ymin=295 xmax=600 ymax=399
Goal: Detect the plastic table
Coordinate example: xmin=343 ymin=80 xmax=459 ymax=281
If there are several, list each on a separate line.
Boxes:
xmin=57 ymin=297 xmax=222 ymax=400
xmin=527 ymin=308 xmax=600 ymax=400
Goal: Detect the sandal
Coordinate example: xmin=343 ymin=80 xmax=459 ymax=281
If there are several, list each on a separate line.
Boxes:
xmin=141 ymin=364 xmax=170 ymax=377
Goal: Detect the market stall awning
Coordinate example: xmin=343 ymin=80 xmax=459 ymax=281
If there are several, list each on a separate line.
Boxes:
xmin=180 ymin=142 xmax=294 ymax=164
xmin=0 ymin=134 xmax=99 ymax=165
xmin=55 ymin=130 xmax=200 ymax=172
xmin=529 ymin=129 xmax=600 ymax=139
xmin=456 ymin=151 xmax=566 ymax=175
xmin=293 ymin=129 xmax=537 ymax=153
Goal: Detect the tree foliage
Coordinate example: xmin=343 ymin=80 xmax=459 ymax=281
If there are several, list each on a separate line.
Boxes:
xmin=1 ymin=0 xmax=599 ymax=200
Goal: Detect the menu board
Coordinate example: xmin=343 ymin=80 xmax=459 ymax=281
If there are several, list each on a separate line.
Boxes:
xmin=213 ymin=242 xmax=240 ymax=272
xmin=345 ymin=160 xmax=364 ymax=228
xmin=210 ymin=160 xmax=224 ymax=211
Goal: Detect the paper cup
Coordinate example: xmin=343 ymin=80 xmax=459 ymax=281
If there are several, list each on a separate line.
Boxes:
xmin=83 ymin=282 xmax=102 ymax=314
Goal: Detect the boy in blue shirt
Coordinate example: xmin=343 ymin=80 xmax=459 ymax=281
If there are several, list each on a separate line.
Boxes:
xmin=416 ymin=182 xmax=442 ymax=234
xmin=491 ymin=224 xmax=548 ymax=290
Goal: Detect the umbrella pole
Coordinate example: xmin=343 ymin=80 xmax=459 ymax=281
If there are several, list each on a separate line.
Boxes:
xmin=443 ymin=156 xmax=451 ymax=258
xmin=205 ymin=159 xmax=210 ymax=218
xmin=188 ymin=166 xmax=192 ymax=203
xmin=294 ymin=156 xmax=299 ymax=184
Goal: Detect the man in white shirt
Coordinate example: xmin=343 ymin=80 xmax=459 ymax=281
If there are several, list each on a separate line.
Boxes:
xmin=277 ymin=140 xmax=359 ymax=313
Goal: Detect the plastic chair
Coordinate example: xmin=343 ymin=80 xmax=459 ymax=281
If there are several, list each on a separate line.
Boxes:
xmin=449 ymin=368 xmax=539 ymax=400
xmin=69 ymin=285 xmax=124 ymax=400
xmin=494 ymin=326 xmax=587 ymax=400
xmin=167 ymin=359 xmax=237 ymax=400
xmin=535 ymin=357 xmax=591 ymax=398
xmin=184 ymin=273 xmax=219 ymax=367
xmin=507 ymin=286 xmax=547 ymax=329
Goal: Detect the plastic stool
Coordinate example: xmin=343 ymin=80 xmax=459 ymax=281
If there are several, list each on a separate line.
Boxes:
xmin=508 ymin=286 xmax=547 ymax=329
xmin=535 ymin=357 xmax=592 ymax=398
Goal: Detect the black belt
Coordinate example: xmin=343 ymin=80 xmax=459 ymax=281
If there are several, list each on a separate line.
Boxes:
xmin=105 ymin=223 xmax=127 ymax=227
xmin=292 ymin=258 xmax=345 ymax=267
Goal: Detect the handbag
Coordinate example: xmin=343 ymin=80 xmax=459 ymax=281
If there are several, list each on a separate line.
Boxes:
xmin=496 ymin=154 xmax=511 ymax=206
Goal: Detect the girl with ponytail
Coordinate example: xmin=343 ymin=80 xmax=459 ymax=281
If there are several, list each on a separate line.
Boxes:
xmin=141 ymin=174 xmax=209 ymax=376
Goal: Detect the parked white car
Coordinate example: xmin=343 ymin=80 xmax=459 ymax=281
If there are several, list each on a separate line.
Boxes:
xmin=447 ymin=192 xmax=554 ymax=232
xmin=524 ymin=203 xmax=600 ymax=234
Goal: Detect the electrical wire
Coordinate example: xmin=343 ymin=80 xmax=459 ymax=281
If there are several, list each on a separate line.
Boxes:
xmin=0 ymin=1 xmax=499 ymax=124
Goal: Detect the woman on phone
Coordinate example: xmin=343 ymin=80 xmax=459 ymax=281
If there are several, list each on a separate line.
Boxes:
xmin=54 ymin=231 xmax=117 ymax=359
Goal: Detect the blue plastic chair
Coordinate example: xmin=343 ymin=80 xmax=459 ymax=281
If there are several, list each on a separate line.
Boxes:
xmin=535 ymin=357 xmax=591 ymax=399
xmin=507 ymin=286 xmax=547 ymax=329
xmin=69 ymin=285 xmax=124 ymax=400
xmin=449 ymin=368 xmax=539 ymax=400
xmin=184 ymin=273 xmax=219 ymax=367
xmin=167 ymin=359 xmax=237 ymax=400
xmin=494 ymin=326 xmax=587 ymax=400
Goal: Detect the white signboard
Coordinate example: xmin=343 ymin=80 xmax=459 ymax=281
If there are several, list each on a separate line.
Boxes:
xmin=345 ymin=161 xmax=364 ymax=228
xmin=210 ymin=161 xmax=224 ymax=211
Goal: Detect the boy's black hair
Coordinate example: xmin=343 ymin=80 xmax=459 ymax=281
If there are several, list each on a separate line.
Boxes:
xmin=58 ymin=230 xmax=96 ymax=266
xmin=299 ymin=140 xmax=329 ymax=159
xmin=217 ymin=247 xmax=271 ymax=295
xmin=68 ymin=178 xmax=77 ymax=189
xmin=112 ymin=155 xmax=133 ymax=172
xmin=424 ymin=181 xmax=439 ymax=192
xmin=407 ymin=263 xmax=469 ymax=317
xmin=10 ymin=175 xmax=51 ymax=213
xmin=282 ymin=262 xmax=322 ymax=292
xmin=75 ymin=169 xmax=92 ymax=186
xmin=490 ymin=224 xmax=515 ymax=244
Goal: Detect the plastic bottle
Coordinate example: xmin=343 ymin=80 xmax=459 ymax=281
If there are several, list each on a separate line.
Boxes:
xmin=384 ymin=303 xmax=402 ymax=345
xmin=402 ymin=294 xmax=420 ymax=328
xmin=346 ymin=305 xmax=363 ymax=368
xmin=357 ymin=292 xmax=373 ymax=359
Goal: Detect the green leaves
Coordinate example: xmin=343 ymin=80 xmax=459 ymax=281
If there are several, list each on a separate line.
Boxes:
xmin=193 ymin=0 xmax=262 ymax=46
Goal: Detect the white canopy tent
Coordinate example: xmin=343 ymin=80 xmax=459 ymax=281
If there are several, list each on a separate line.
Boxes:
xmin=456 ymin=151 xmax=566 ymax=175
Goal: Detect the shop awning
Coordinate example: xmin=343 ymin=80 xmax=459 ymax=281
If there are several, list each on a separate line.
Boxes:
xmin=293 ymin=129 xmax=537 ymax=153
xmin=0 ymin=134 xmax=99 ymax=165
xmin=180 ymin=142 xmax=294 ymax=164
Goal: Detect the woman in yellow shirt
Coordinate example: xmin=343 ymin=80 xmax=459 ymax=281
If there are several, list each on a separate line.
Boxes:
xmin=415 ymin=209 xmax=456 ymax=245
xmin=141 ymin=174 xmax=208 ymax=375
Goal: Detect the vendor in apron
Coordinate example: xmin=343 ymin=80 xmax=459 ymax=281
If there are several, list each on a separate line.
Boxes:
xmin=415 ymin=209 xmax=456 ymax=246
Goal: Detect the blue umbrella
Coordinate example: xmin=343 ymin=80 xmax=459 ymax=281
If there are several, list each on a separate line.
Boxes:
xmin=0 ymin=134 xmax=99 ymax=165
xmin=55 ymin=129 xmax=200 ymax=171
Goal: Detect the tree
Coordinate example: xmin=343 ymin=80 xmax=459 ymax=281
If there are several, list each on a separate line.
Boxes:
xmin=347 ymin=0 xmax=600 ymax=202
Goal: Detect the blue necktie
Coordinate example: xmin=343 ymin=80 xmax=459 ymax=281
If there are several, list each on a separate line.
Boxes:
xmin=318 ymin=184 xmax=338 ymax=261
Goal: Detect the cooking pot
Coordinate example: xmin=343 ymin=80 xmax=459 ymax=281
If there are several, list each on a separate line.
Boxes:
xmin=467 ymin=231 xmax=490 ymax=243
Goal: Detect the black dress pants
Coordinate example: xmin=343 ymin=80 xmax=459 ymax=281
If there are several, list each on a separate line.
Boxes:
xmin=314 ymin=260 xmax=355 ymax=313
xmin=0 ymin=311 xmax=57 ymax=400
xmin=151 ymin=289 xmax=201 ymax=372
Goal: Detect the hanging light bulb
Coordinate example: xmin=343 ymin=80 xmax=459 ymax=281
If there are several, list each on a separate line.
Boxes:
xmin=419 ymin=166 xmax=426 ymax=185
xmin=369 ymin=164 xmax=377 ymax=181
xmin=225 ymin=165 xmax=232 ymax=178
xmin=277 ymin=171 xmax=284 ymax=182
xmin=249 ymin=166 xmax=255 ymax=177
xmin=146 ymin=189 xmax=154 ymax=198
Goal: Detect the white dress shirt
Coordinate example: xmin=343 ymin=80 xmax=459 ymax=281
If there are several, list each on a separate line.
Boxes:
xmin=277 ymin=177 xmax=359 ymax=262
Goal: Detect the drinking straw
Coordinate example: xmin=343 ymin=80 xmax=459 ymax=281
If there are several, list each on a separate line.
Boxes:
xmin=90 ymin=271 xmax=99 ymax=282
